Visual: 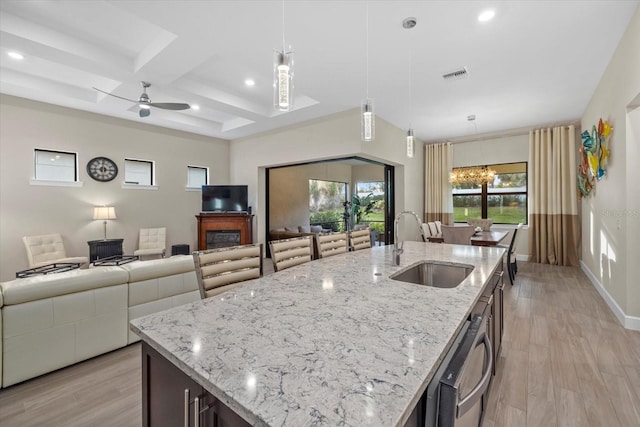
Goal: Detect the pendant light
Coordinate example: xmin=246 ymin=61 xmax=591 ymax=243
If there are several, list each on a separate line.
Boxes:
xmin=406 ymin=129 xmax=415 ymax=158
xmin=404 ymin=17 xmax=417 ymax=158
xmin=274 ymin=0 xmax=293 ymax=111
xmin=361 ymin=2 xmax=374 ymax=141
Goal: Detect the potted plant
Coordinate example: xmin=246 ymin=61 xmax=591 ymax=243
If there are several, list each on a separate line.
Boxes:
xmin=351 ymin=193 xmax=375 ymax=227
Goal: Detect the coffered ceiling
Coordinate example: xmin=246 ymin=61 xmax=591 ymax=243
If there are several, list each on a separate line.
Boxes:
xmin=1 ymin=1 xmax=637 ymax=142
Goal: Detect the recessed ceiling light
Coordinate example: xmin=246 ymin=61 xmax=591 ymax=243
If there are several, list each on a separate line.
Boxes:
xmin=191 ymin=104 xmax=200 ymax=111
xmin=478 ymin=10 xmax=495 ymax=22
xmin=245 ymin=79 xmax=255 ymax=87
xmin=8 ymin=51 xmax=24 ymax=60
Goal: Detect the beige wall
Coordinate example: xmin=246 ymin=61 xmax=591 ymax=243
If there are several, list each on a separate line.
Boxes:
xmin=352 ymin=163 xmax=385 ymax=191
xmin=230 ymin=109 xmax=423 ymax=245
xmin=451 ymin=133 xmax=531 ymax=259
xmin=269 ymin=162 xmax=352 ymax=230
xmin=580 ymin=6 xmax=640 ymax=324
xmin=0 ymin=95 xmax=229 ymax=281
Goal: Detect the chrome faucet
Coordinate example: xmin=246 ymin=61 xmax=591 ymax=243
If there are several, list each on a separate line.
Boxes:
xmin=393 ymin=211 xmax=426 ymax=266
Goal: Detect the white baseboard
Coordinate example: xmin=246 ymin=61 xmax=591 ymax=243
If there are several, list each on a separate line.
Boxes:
xmin=580 ymin=261 xmax=640 ymax=331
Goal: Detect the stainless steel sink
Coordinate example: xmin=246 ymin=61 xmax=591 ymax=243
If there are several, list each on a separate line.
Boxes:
xmin=390 ymin=261 xmax=474 ymax=288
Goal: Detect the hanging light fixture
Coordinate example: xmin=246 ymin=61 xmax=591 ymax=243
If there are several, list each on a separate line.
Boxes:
xmin=404 ymin=17 xmax=417 ymax=158
xmin=406 ymin=129 xmax=415 ymax=158
xmin=274 ymin=0 xmax=293 ymax=111
xmin=449 ymin=166 xmax=496 ymax=185
xmin=361 ymin=2 xmax=374 ymax=141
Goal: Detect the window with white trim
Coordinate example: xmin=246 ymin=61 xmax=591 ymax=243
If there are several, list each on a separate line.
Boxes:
xmin=124 ymin=158 xmax=154 ymax=185
xmin=34 ymin=149 xmax=77 ymax=182
xmin=187 ymin=166 xmax=208 ymax=189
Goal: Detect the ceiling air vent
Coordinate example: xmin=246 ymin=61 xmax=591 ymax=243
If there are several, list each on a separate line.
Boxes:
xmin=442 ymin=67 xmax=469 ymax=81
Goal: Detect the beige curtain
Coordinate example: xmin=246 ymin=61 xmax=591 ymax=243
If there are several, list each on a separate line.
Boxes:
xmin=529 ymin=126 xmax=580 ymax=266
xmin=424 ymin=142 xmax=453 ymax=224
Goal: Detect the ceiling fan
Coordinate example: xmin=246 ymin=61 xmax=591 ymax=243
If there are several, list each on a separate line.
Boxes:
xmin=92 ymin=81 xmax=190 ymax=117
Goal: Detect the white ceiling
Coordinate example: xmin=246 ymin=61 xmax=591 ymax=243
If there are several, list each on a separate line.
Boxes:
xmin=1 ymin=1 xmax=637 ymax=142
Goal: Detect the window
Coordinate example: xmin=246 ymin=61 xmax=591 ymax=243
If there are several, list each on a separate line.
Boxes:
xmin=309 ymin=179 xmax=347 ymax=231
xmin=187 ymin=166 xmax=208 ymax=189
xmin=34 ymin=149 xmax=77 ymax=182
xmin=452 ymin=162 xmax=527 ymax=225
xmin=124 ymin=158 xmax=154 ymax=186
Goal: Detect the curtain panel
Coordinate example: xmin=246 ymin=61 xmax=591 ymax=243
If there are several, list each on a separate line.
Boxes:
xmin=529 ymin=126 xmax=580 ymax=266
xmin=424 ymin=142 xmax=453 ymax=224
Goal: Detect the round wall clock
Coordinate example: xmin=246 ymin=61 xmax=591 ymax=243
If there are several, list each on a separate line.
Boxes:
xmin=86 ymin=157 xmax=118 ymax=182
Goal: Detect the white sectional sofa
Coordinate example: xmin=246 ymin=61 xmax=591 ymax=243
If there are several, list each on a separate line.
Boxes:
xmin=0 ymin=255 xmax=200 ymax=388
xmin=123 ymin=256 xmax=199 ymax=344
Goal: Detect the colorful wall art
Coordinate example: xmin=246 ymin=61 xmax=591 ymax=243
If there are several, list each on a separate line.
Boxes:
xmin=578 ymin=118 xmax=611 ymax=198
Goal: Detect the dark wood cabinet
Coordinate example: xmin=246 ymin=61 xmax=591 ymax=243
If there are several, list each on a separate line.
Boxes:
xmin=142 ymin=342 xmax=251 ymax=427
xmin=87 ymin=238 xmax=123 ymax=262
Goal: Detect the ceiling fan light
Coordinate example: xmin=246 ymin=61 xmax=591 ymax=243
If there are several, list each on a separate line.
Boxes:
xmin=139 ymin=104 xmax=151 ymax=109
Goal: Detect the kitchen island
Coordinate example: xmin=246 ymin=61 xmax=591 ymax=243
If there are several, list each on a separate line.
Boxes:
xmin=130 ymin=241 xmax=504 ymax=427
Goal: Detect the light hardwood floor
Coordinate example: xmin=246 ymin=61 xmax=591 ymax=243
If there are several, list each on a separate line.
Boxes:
xmin=1 ymin=262 xmax=639 ymax=426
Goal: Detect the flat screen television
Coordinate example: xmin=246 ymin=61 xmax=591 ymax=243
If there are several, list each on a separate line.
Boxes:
xmin=202 ymin=185 xmax=248 ymax=212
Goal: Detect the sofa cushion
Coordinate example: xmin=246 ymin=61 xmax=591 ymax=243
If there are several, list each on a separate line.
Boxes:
xmin=0 ymin=267 xmax=129 ymax=306
xmin=310 ymin=225 xmax=322 ymax=233
xmin=284 ymin=226 xmax=298 ymax=232
xmin=121 ymin=255 xmax=194 ymax=283
xmin=298 ymin=225 xmax=310 ymax=233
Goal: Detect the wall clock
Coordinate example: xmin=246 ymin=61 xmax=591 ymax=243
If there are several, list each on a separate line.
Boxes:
xmin=86 ymin=157 xmax=118 ymax=182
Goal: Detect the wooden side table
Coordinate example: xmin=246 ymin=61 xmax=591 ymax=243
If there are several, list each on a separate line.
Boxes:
xmin=87 ymin=238 xmax=124 ymax=262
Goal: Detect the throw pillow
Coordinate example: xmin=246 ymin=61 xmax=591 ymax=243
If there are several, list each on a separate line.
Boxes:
xmin=298 ymin=225 xmax=310 ymax=233
xmin=310 ymin=225 xmax=322 ymax=233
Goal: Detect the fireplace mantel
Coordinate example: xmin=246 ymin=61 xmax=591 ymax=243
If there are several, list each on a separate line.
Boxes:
xmin=196 ymin=213 xmax=253 ymax=250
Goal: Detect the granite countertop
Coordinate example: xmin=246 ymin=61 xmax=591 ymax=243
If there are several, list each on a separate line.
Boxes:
xmin=130 ymin=241 xmax=504 ymax=427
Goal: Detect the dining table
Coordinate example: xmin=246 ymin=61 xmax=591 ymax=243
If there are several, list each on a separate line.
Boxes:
xmin=426 ymin=230 xmax=509 ymax=247
xmin=470 ymin=230 xmax=508 ymax=246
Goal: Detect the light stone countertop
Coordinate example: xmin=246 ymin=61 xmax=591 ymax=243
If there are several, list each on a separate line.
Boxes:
xmin=130 ymin=241 xmax=504 ymax=427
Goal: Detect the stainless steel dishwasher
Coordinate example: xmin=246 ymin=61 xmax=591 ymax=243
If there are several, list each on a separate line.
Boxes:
xmin=424 ymin=309 xmax=493 ymax=427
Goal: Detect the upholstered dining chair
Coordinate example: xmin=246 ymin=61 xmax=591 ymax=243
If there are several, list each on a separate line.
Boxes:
xmin=269 ymin=235 xmax=313 ymax=272
xmin=349 ymin=227 xmax=372 ymax=251
xmin=316 ymin=232 xmax=348 ymax=258
xmin=422 ymin=222 xmax=439 ymax=237
xmin=133 ymin=227 xmax=166 ymax=259
xmin=441 ymin=225 xmax=475 ymax=245
xmin=22 ymin=233 xmax=89 ymax=268
xmin=498 ymin=223 xmax=523 ymax=285
xmin=193 ymin=243 xmax=263 ymax=299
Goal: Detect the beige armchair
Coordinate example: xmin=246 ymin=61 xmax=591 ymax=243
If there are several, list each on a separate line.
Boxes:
xmin=134 ymin=227 xmax=166 ymax=259
xmin=441 ymin=225 xmax=475 ymax=245
xmin=22 ymin=233 xmax=89 ymax=268
xmin=193 ymin=244 xmax=263 ymax=299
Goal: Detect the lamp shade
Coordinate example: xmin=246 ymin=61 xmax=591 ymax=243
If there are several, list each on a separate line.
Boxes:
xmin=93 ymin=206 xmax=116 ymax=220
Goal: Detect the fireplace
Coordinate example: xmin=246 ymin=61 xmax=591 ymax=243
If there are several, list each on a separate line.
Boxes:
xmin=206 ymin=230 xmax=241 ymax=249
xmin=196 ymin=213 xmax=253 ymax=251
